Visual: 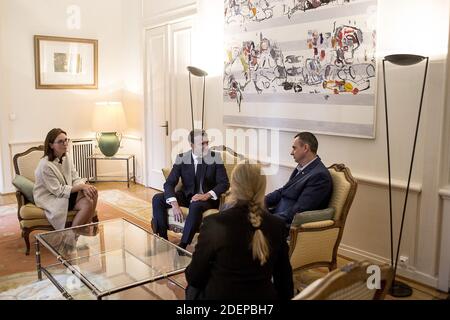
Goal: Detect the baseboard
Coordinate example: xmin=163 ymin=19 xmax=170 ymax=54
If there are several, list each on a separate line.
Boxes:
xmin=339 ymin=243 xmax=439 ymax=289
xmin=1 ymin=186 xmax=15 ymax=195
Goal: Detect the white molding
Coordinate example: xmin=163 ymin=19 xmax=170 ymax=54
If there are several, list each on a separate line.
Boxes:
xmin=8 ymin=135 xmax=142 ymax=147
xmin=339 ymin=244 xmax=439 ymax=289
xmin=438 ymin=193 xmax=450 ymax=291
xmin=1 ymin=187 xmax=15 ymax=195
xmin=123 ymin=135 xmax=143 ymax=142
xmin=275 ymin=161 xmax=422 ymax=193
xmin=142 ymin=3 xmax=197 ymax=30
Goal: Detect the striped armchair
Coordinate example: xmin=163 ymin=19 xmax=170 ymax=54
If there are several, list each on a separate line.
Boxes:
xmin=293 ymin=260 xmax=393 ymax=300
xmin=289 ymin=164 xmax=358 ymax=280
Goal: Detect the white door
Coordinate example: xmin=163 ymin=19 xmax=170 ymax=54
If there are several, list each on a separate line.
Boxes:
xmin=169 ymin=19 xmax=196 ymax=138
xmin=145 ymin=25 xmax=170 ymax=190
xmin=145 ymin=19 xmax=194 ymax=190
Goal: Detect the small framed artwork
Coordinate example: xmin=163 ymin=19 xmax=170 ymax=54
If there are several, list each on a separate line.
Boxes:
xmin=34 ymin=35 xmax=98 ymax=89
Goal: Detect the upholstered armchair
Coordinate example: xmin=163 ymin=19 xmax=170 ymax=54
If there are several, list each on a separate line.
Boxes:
xmin=293 ymin=260 xmax=393 ymax=300
xmin=12 ymin=145 xmax=98 ymax=255
xmin=156 ymin=145 xmax=245 ymax=234
xmin=289 ymin=164 xmax=358 ymax=279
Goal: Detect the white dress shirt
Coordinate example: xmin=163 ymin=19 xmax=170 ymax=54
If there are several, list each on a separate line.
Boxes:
xmin=295 ymin=156 xmax=318 ymax=176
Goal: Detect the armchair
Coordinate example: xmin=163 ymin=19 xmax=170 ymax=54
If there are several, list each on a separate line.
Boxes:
xmin=289 ymin=164 xmax=358 ymax=276
xmin=293 ymin=260 xmax=393 ymax=300
xmin=12 ymin=145 xmax=98 ymax=255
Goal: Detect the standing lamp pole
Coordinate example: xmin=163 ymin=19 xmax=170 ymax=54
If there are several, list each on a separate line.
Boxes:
xmin=187 ymin=66 xmax=208 ymax=131
xmin=188 ymin=72 xmax=195 ymax=133
xmin=382 ymin=54 xmax=429 ymax=298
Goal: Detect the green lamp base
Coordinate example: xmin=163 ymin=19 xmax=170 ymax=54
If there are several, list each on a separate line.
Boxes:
xmin=96 ymin=132 xmax=121 ymax=157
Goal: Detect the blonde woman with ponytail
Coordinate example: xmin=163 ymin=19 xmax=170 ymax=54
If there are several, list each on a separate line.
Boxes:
xmin=185 ymin=164 xmax=293 ymax=300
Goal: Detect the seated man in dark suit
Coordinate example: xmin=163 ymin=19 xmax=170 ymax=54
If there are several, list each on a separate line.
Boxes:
xmin=265 ymin=132 xmax=332 ymax=228
xmin=152 ymin=130 xmax=230 ymax=249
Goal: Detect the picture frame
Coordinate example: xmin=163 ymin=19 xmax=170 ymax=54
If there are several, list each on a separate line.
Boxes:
xmin=34 ymin=35 xmax=98 ymax=89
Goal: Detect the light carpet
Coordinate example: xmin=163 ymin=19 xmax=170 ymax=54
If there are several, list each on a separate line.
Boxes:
xmin=98 ymin=189 xmax=152 ymax=223
xmin=0 ymin=271 xmax=110 ymax=300
xmin=0 ymin=204 xmax=16 ymax=218
xmin=0 ymin=270 xmax=180 ymax=300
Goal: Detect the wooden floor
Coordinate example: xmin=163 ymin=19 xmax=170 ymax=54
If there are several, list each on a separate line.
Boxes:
xmin=1 ymin=182 xmax=448 ymax=300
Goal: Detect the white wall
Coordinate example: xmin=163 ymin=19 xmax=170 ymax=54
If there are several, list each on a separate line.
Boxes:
xmin=0 ymin=0 xmax=145 ymax=192
xmin=183 ymin=0 xmax=449 ymax=288
xmin=143 ymin=0 xmax=195 ymax=20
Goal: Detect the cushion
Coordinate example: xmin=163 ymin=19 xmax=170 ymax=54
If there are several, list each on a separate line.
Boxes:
xmin=300 ymin=220 xmax=335 ymax=229
xmin=12 ymin=175 xmax=35 ymax=203
xmin=19 ymin=204 xmax=45 ymax=220
xmin=20 ymin=204 xmax=78 ymax=220
xmin=19 ymin=214 xmax=76 ymax=229
xmin=291 ymin=207 xmax=335 ymax=227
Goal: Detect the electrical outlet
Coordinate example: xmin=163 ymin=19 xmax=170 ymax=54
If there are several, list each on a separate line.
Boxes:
xmin=399 ymin=256 xmax=409 ymax=265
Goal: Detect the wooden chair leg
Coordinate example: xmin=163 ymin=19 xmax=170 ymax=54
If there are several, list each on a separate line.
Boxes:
xmin=22 ymin=229 xmax=31 ymax=256
xmin=329 ymin=260 xmax=337 ymax=271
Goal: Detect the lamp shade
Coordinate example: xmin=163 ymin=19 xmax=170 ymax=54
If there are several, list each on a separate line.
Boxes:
xmin=384 ymin=54 xmax=426 ymax=66
xmin=92 ymin=102 xmax=127 ymax=133
xmin=187 ymin=66 xmax=208 ymax=77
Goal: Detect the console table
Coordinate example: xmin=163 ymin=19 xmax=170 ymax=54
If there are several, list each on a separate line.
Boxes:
xmin=87 ymin=154 xmax=136 ymax=187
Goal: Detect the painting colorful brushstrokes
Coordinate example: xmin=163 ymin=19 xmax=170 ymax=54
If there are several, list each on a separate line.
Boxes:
xmin=223 ymin=0 xmax=378 ymax=138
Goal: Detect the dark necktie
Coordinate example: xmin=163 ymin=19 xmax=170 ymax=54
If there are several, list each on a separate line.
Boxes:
xmin=195 ymin=159 xmax=204 ymax=194
xmin=289 ymin=167 xmax=301 ymax=181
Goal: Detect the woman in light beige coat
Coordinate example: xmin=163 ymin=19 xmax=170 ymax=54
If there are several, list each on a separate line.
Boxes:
xmin=33 ymin=128 xmax=98 ymax=230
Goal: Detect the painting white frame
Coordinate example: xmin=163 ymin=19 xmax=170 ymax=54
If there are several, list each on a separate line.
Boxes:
xmin=223 ymin=0 xmax=378 ymax=139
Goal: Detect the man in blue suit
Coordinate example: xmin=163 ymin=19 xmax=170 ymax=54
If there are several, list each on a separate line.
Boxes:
xmin=265 ymin=132 xmax=332 ymax=227
xmin=152 ymin=130 xmax=230 ymax=249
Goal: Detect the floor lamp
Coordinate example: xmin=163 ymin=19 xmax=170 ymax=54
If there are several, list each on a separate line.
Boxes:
xmin=382 ymin=54 xmax=429 ymax=297
xmin=187 ymin=66 xmax=208 ymax=132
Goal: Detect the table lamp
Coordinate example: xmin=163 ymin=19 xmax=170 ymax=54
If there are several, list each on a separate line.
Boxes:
xmin=92 ymin=101 xmax=127 ymax=157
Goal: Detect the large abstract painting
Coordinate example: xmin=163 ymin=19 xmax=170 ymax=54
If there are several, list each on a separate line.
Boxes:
xmin=223 ymin=0 xmax=378 ymax=138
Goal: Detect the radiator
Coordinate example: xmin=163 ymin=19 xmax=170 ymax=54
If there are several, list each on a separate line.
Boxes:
xmin=70 ymin=139 xmax=95 ymax=180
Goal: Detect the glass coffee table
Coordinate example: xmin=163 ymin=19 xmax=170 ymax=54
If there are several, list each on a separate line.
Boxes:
xmin=34 ymin=218 xmax=192 ymax=300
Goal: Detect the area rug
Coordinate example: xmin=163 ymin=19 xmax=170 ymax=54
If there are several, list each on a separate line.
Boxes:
xmin=0 ymin=205 xmax=21 ymax=244
xmin=98 ymin=189 xmax=152 ymax=223
xmin=0 ymin=271 xmax=125 ymax=300
xmin=0 ymin=204 xmax=16 ymax=218
xmin=0 ymin=270 xmax=99 ymax=300
xmin=0 ymin=270 xmax=181 ymax=300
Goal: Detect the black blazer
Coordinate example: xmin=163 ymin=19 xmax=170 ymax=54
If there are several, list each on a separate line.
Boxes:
xmin=164 ymin=150 xmax=230 ymax=201
xmin=185 ymin=203 xmax=294 ymax=300
xmin=265 ymin=157 xmax=333 ymax=225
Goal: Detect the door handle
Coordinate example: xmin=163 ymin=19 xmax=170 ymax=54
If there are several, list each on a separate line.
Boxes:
xmin=160 ymin=121 xmax=169 ymax=136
